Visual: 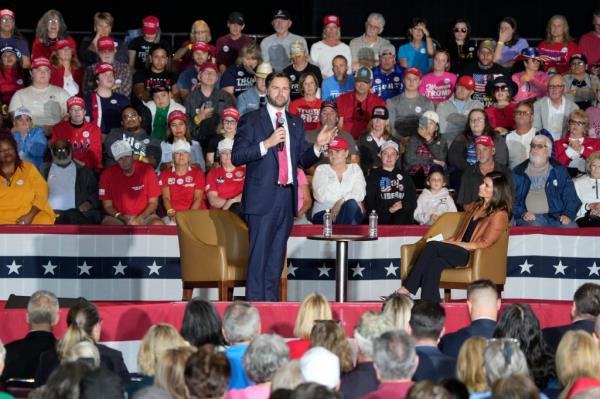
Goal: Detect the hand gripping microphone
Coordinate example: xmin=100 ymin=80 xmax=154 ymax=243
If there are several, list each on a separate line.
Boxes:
xmin=277 ymin=115 xmax=286 ymax=151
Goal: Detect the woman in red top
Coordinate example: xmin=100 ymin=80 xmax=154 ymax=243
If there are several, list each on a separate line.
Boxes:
xmin=205 ymin=137 xmax=245 ymax=219
xmin=0 ymin=46 xmax=27 ymax=110
xmin=287 ymin=292 xmax=332 ymax=359
xmin=172 ymin=20 xmax=212 ymax=73
xmin=555 ymin=110 xmax=600 ymax=176
xmin=49 ymin=39 xmax=83 ymax=97
xmin=288 ymin=72 xmax=322 ymax=131
xmin=158 ymin=140 xmax=205 ymax=225
xmin=485 ymin=75 xmax=517 ymax=135
xmin=537 ymin=15 xmax=579 ymax=74
xmin=31 ymin=9 xmax=77 ymax=60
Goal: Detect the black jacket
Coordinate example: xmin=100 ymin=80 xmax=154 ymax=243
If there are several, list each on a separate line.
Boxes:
xmin=3 ymin=331 xmax=56 ymax=382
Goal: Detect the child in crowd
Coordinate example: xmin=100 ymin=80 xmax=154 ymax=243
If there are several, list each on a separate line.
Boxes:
xmin=413 ymin=167 xmax=457 ymax=225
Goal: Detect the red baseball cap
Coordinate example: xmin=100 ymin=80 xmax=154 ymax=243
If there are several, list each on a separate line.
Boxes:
xmin=222 ymin=107 xmax=240 ymax=121
xmin=328 ymin=136 xmax=349 ymax=151
xmin=323 ymin=15 xmax=340 ymax=27
xmin=32 ymin=57 xmax=51 ymax=69
xmin=66 ymin=96 xmax=85 ymax=110
xmin=95 ymin=62 xmax=114 ymax=75
xmin=404 ymin=67 xmax=422 ymax=78
xmin=457 ymin=75 xmax=475 ymax=90
xmin=97 ymin=36 xmax=116 ymax=52
xmin=142 ymin=16 xmax=159 ymax=35
xmin=54 ymin=39 xmax=73 ymax=50
xmin=475 ymin=135 xmax=495 ymax=148
xmin=192 ymin=41 xmax=211 ymax=53
xmin=0 ymin=9 xmax=14 ymax=18
xmin=167 ymin=110 xmax=187 ymax=125
xmin=199 ymin=62 xmax=218 ymax=73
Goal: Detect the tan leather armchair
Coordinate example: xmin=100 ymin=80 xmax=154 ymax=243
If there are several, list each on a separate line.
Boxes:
xmin=175 ymin=210 xmax=288 ymax=301
xmin=400 ymin=212 xmax=509 ymax=302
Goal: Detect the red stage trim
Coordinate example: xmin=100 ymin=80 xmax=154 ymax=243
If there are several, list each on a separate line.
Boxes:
xmin=0 ymin=301 xmax=573 ymax=345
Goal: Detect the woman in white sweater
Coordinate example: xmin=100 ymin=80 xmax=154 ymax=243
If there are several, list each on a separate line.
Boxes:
xmin=414 ymin=168 xmax=457 ymax=225
xmin=574 ymin=152 xmax=600 ymax=227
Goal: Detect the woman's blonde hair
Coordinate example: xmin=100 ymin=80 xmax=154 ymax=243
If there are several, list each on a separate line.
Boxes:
xmin=154 ymin=346 xmax=197 ymax=399
xmin=191 ymin=20 xmax=211 ymax=43
xmin=568 ymin=109 xmax=590 ymax=132
xmin=293 ymin=293 xmax=332 ymax=339
xmin=310 ymin=320 xmax=353 ymax=373
xmin=35 ymin=9 xmax=68 ymax=45
xmin=457 ymin=336 xmax=488 ymax=393
xmin=138 ymin=323 xmax=188 ymax=376
xmin=382 ymin=293 xmax=413 ymax=330
xmin=56 ymin=326 xmax=94 ymax=362
xmin=545 ymin=15 xmax=572 ymax=44
xmin=586 ymin=151 xmax=600 ymax=175
xmin=555 ymin=330 xmax=600 ymax=388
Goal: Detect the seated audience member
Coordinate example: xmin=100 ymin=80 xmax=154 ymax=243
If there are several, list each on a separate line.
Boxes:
xmin=43 ymin=140 xmax=102 ymax=224
xmin=493 ymin=303 xmax=555 ymax=390
xmin=290 ymin=382 xmax=341 ymax=399
xmin=436 ymin=75 xmax=483 ymax=147
xmin=49 ymin=39 xmax=82 ymax=97
xmin=11 ymin=106 xmax=47 ymax=170
xmin=206 ymin=107 xmax=239 ymax=168
xmin=409 ymin=301 xmax=456 ymax=382
xmin=406 ymin=381 xmax=452 ymax=399
xmin=512 ymin=47 xmax=549 ymax=102
xmin=51 ymin=96 xmax=103 ymax=173
xmin=492 ymin=374 xmax=541 ymax=399
xmin=29 ymin=360 xmax=96 ymax=399
xmin=237 ymin=62 xmax=271 ymax=116
xmin=132 ymin=43 xmax=179 ymax=105
xmin=30 ymin=10 xmax=77 ymax=61
xmin=533 ymin=74 xmax=579 ymax=141
xmin=180 ymin=297 xmax=227 ymax=348
xmin=505 ymin=101 xmax=555 ymax=170
xmin=288 ymin=72 xmax=322 ymax=131
xmin=81 ymin=35 xmax=132 ymax=97
xmin=184 ymin=344 xmax=230 ymax=399
xmin=419 ymin=50 xmax=456 ymax=104
xmin=564 ymin=378 xmax=600 ymax=399
xmin=445 ymin=19 xmax=476 ymax=74
xmin=365 ymin=140 xmax=416 ymax=225
xmin=485 ymin=75 xmax=517 ymax=135
xmin=574 ymin=152 xmax=600 ymax=227
xmin=349 ymin=13 xmax=392 ymax=72
xmin=175 ymin=41 xmax=214 ymax=101
xmin=310 ymin=320 xmax=353 ymax=374
xmin=299 ymin=347 xmax=340 ymax=390
xmin=312 ymin=136 xmax=366 ymax=225
xmin=0 ymin=46 xmax=28 ymax=108
xmin=215 ymin=12 xmax=254 ymax=73
xmin=172 ymin=20 xmax=212 ymax=74
xmin=287 ymin=293 xmax=332 ymax=360
xmin=205 ymin=138 xmax=245 ymax=219
xmin=321 ymin=55 xmax=354 ymax=101
xmin=259 ymin=10 xmax=308 ymax=73
xmin=357 ymin=330 xmax=417 ymax=399
xmin=555 ymin=331 xmax=600 ymax=397
xmin=483 ymin=339 xmax=530 ymax=396
xmin=397 ymin=17 xmax=435 ymax=76
xmin=8 ymin=57 xmax=69 ymax=135
xmin=336 ymin=66 xmax=386 ymax=140
xmin=310 ymin=15 xmax=352 ymax=80
xmin=271 ymin=360 xmax=303 ymax=394
xmin=222 ymin=301 xmax=261 ymax=390
xmin=413 ymin=166 xmax=457 ymax=225
xmin=104 ymin=106 xmax=161 ymax=168
xmin=439 ymin=280 xmax=500 ymax=357
xmin=139 ymin=345 xmax=196 ymax=399
xmin=564 ymin=54 xmax=599 ymax=110
xmin=386 ymin=68 xmax=434 ymax=142
xmin=228 ymin=334 xmax=290 ymax=399
xmin=0 ymin=133 xmax=55 ymax=224
xmin=588 ymin=88 xmax=600 ymax=138
xmin=457 ymin=135 xmax=513 ymax=210
xmin=84 ymin=62 xmax=130 ymax=135
xmin=35 ymin=298 xmax=129 ymax=386
xmin=555 ymin=110 xmax=600 ymax=176
xmin=340 ymin=311 xmax=394 ymax=399
xmin=158 ymin=140 xmax=205 ymax=225
xmin=456 ymin=337 xmax=488 ymax=397
xmin=513 ymin=134 xmax=580 ymax=227
xmin=460 ymin=40 xmax=509 ymax=107
xmin=295 ymin=167 xmax=312 ymax=225
xmin=283 ymin=40 xmax=322 ymax=101
xmin=184 ymin=61 xmax=234 ymax=149
xmin=543 ymin=283 xmax=600 ymax=353
xmin=371 ymin=44 xmax=403 ymax=101
xmin=144 ymin=84 xmax=186 ymax=141
xmin=382 ymin=292 xmax=414 ymax=331
xmin=220 ymin=43 xmax=260 ymax=98
xmin=358 ymin=106 xmax=399 ymax=175
xmin=79 ymin=363 xmax=125 ymax=399
xmin=159 ymin=110 xmax=205 ymax=171
xmin=99 ymin=140 xmax=163 ymax=226
xmin=78 ymin=12 xmax=129 ymax=67
xmin=404 ymin=111 xmax=447 ymax=189
xmin=493 ymin=17 xmax=529 ymax=68
xmin=3 ymin=290 xmax=59 ymax=382
xmin=537 ymin=14 xmax=579 ymax=75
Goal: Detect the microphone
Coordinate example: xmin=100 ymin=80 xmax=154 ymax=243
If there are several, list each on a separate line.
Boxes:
xmin=277 ymin=115 xmax=285 ymax=151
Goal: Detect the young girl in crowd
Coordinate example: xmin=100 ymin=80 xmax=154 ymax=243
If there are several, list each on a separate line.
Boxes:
xmin=419 ymin=50 xmax=456 ymax=104
xmin=413 ymin=167 xmax=457 ymax=225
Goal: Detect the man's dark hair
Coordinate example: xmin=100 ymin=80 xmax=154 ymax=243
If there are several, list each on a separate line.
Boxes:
xmin=593 ymin=7 xmax=600 ymax=17
xmin=409 ymin=300 xmax=445 ymax=340
xmin=79 ymin=367 xmax=124 ymax=399
xmin=574 ymin=283 xmax=600 ymax=317
xmin=265 ymin=71 xmax=290 ymax=88
xmin=467 ymin=280 xmax=498 ymax=299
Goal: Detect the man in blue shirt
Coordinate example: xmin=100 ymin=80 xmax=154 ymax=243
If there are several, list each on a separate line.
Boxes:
xmin=322 ymin=55 xmax=354 ymax=101
xmin=372 ymin=44 xmax=404 ymax=100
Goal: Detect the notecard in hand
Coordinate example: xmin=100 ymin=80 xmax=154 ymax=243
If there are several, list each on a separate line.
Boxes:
xmin=427 ymin=233 xmax=444 ymax=242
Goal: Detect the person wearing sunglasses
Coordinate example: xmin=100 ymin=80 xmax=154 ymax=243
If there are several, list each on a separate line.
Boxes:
xmin=445 ymin=19 xmax=476 ymax=74
xmin=512 ymin=47 xmax=549 ymax=102
xmin=564 ymin=54 xmax=600 ymax=110
xmin=513 ymin=134 xmax=580 ymax=227
xmin=485 ymin=75 xmax=518 ymax=135
xmin=555 ymin=110 xmax=600 ymax=176
xmin=0 ymin=9 xmax=31 ymax=69
xmin=31 ymin=9 xmax=78 ymax=61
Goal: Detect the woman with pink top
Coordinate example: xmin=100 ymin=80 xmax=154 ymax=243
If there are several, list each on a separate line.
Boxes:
xmin=419 ymin=50 xmax=456 ymax=104
xmin=512 ymin=47 xmax=549 ymax=102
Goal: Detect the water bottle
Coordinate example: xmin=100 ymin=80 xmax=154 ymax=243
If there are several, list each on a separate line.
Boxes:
xmin=323 ymin=209 xmax=332 ymax=238
xmin=368 ymin=210 xmax=378 ymax=238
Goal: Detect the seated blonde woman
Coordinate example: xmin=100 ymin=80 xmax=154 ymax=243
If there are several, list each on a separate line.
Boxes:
xmin=287 ymin=293 xmax=332 ymax=359
xmin=381 ymin=292 xmax=413 ymax=330
xmin=456 ymin=336 xmax=488 ymax=398
xmin=555 ymin=330 xmax=600 ymax=397
xmin=310 ymin=320 xmax=353 ymax=374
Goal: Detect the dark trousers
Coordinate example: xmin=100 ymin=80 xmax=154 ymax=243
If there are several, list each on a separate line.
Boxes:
xmin=245 ymin=186 xmax=294 ymax=301
xmin=313 ymin=199 xmax=364 ymax=225
xmin=55 ymin=209 xmax=101 ymax=224
xmin=379 ymin=209 xmax=414 ymax=225
xmin=403 ymin=241 xmax=470 ymax=302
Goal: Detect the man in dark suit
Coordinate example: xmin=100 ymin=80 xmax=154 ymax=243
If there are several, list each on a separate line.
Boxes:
xmin=543 ymin=283 xmax=600 ymax=353
xmin=409 ymin=301 xmax=456 ymax=382
xmin=439 ymin=279 xmax=500 ymax=357
xmin=232 ymin=71 xmax=335 ymax=301
xmin=3 ymin=290 xmax=59 ymax=383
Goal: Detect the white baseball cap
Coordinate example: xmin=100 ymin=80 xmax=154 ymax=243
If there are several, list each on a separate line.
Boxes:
xmin=14 ymin=106 xmax=32 ymax=119
xmin=299 ymin=347 xmax=340 ymax=389
xmin=111 ymin=140 xmax=133 ymax=161
xmin=217 ymin=137 xmax=234 ymax=154
xmin=172 ymin=140 xmax=191 ymax=153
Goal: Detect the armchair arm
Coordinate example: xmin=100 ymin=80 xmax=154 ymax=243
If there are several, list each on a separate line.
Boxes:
xmin=178 ymin=235 xmax=229 ymax=281
xmin=401 ymin=239 xmax=427 ymax=279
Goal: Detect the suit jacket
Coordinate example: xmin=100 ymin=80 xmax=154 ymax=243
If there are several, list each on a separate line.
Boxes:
xmin=232 ymin=106 xmax=319 ymax=216
xmin=356 ymin=381 xmax=413 ymax=399
xmin=439 ymin=319 xmax=497 ymax=357
xmin=3 ymin=331 xmax=56 ymax=382
xmin=413 ymin=345 xmax=456 ymax=382
xmin=542 ymin=319 xmax=595 ymax=353
xmin=341 ymin=362 xmax=380 ymax=399
xmin=450 ymin=207 xmax=509 ymax=250
xmin=533 ymin=96 xmax=579 ymax=139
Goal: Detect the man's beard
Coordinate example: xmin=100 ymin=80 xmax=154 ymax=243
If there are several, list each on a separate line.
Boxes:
xmin=266 ymin=93 xmax=289 ymax=108
xmin=529 ymin=153 xmax=548 ymax=167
